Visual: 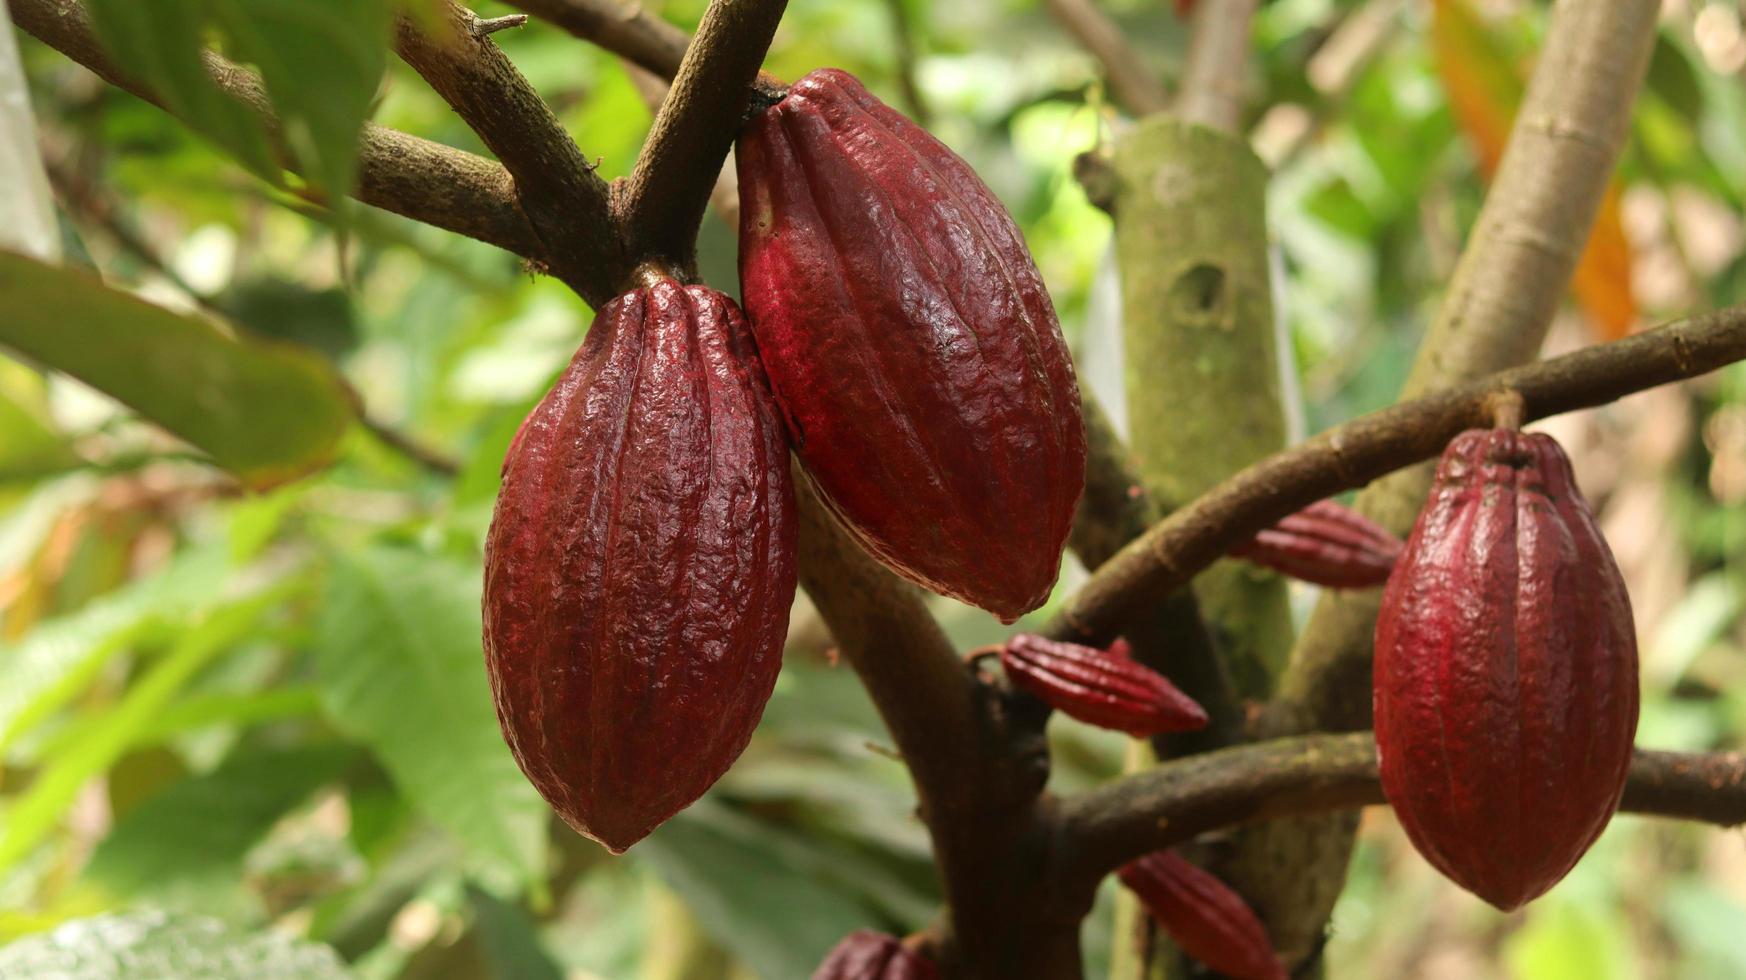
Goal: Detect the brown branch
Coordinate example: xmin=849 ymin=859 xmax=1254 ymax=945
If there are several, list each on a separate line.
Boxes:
xmin=1068 ymin=395 xmax=1240 ymax=752
xmin=8 ymin=0 xmax=543 ymax=259
xmin=504 ymin=0 xmax=691 ymax=79
xmin=1053 ymin=733 xmax=1746 ymax=892
xmin=1043 ymin=0 xmax=1168 ymax=117
xmin=794 ymin=477 xmax=1080 ymax=978
xmin=394 ymin=0 xmax=625 ymax=304
xmin=1174 ymin=0 xmax=1258 ymax=132
xmin=616 ymin=0 xmax=787 ymax=277
xmin=1047 ymin=304 xmax=1746 ymax=646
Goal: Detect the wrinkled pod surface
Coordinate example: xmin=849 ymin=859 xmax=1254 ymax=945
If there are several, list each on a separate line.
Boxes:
xmin=1374 ymin=428 xmax=1638 ymax=910
xmin=484 ymin=278 xmax=797 ymax=853
xmin=737 ymin=67 xmax=1086 ymax=622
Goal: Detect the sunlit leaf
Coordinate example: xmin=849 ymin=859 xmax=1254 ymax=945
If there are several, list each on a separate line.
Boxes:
xmin=0 ymin=910 xmax=350 ymax=979
xmin=0 ymin=542 xmax=231 ymax=754
xmin=0 ymin=4 xmax=59 ymax=262
xmin=312 ymin=547 xmax=547 ymax=885
xmin=0 ymin=251 xmax=355 ymax=488
xmin=0 ymin=590 xmax=288 ymax=872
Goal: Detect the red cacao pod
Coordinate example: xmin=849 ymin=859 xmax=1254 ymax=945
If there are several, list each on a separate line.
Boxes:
xmin=1229 ymin=499 xmax=1403 ymax=588
xmin=811 ymin=931 xmax=940 ymax=980
xmin=1118 ymin=851 xmax=1287 ymax=980
xmin=1000 ymin=634 xmax=1207 ymax=737
xmin=483 ymin=278 xmax=797 ymax=854
xmin=736 ymin=67 xmax=1086 ymax=622
xmin=1374 ymin=428 xmax=1638 ymax=910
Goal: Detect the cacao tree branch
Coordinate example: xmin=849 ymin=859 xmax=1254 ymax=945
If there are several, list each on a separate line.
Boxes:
xmin=1175 ymin=0 xmax=1258 ymax=131
xmin=394 ymin=0 xmax=626 ymax=305
xmin=1068 ymin=395 xmax=1242 ymax=752
xmin=1280 ymin=0 xmax=1662 ymax=733
xmin=616 ymin=0 xmax=787 ymax=277
xmin=1046 ymin=303 xmax=1746 ymax=647
xmin=7 ymin=0 xmax=544 ymax=260
xmin=1052 ymin=733 xmax=1746 ymax=892
xmin=795 ymin=477 xmax=1080 ymax=979
xmin=1043 ymin=0 xmax=1169 ymax=117
xmin=503 ymin=0 xmax=692 ymax=78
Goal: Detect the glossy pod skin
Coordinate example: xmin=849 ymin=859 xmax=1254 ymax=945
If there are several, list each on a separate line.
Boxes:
xmin=1000 ymin=634 xmax=1208 ymax=737
xmin=1230 ymin=499 xmax=1403 ymax=588
xmin=736 ymin=68 xmax=1086 ymax=622
xmin=1374 ymin=428 xmax=1638 ymax=910
xmin=811 ymin=931 xmax=940 ymax=980
xmin=483 ymin=279 xmax=797 ymax=854
xmin=1118 ymin=851 xmax=1288 ymax=980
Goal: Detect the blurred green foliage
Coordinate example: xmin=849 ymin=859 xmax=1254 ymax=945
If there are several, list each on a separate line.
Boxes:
xmin=2 ymin=0 xmax=1746 ymax=977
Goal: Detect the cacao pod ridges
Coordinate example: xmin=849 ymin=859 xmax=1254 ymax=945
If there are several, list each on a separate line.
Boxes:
xmin=737 ymin=67 xmax=1086 ymax=622
xmin=1229 ymin=498 xmax=1402 ymax=588
xmin=811 ymin=930 xmax=940 ymax=980
xmin=1118 ymin=850 xmax=1288 ymax=980
xmin=483 ymin=278 xmax=797 ymax=854
xmin=1000 ymin=634 xmax=1208 ymax=737
xmin=1373 ymin=428 xmax=1639 ymax=910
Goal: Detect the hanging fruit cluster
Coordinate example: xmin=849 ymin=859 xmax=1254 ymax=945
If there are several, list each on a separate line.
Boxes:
xmin=483 ymin=68 xmax=1087 ymax=852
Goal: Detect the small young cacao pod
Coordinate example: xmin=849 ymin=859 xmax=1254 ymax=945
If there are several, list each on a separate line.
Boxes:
xmin=811 ymin=931 xmax=940 ymax=980
xmin=1229 ymin=499 xmax=1402 ymax=588
xmin=736 ymin=67 xmax=1086 ymax=622
xmin=1000 ymin=634 xmax=1208 ymax=737
xmin=1374 ymin=428 xmax=1638 ymax=910
xmin=483 ymin=278 xmax=797 ymax=854
xmin=1118 ymin=851 xmax=1288 ymax=980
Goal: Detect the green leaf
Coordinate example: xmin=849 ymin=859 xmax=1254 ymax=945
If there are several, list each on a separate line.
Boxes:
xmin=0 ymin=590 xmax=286 ymax=872
xmin=0 ymin=251 xmax=355 ymax=488
xmin=465 ymin=884 xmax=565 ymax=980
xmin=312 ymin=547 xmax=547 ymax=885
xmin=0 ymin=911 xmax=351 ymax=979
xmin=636 ymin=802 xmax=884 ymax=980
xmin=83 ymin=743 xmax=355 ymax=904
xmin=208 ymin=0 xmax=390 ymax=203
xmin=83 ymin=0 xmax=279 ymax=180
xmin=0 ymin=542 xmax=232 ymax=754
xmin=217 ymin=278 xmax=361 ymax=359
xmin=0 ymin=388 xmax=78 ymax=484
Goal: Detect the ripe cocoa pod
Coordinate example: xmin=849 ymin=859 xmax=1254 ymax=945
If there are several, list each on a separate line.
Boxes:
xmin=1229 ymin=499 xmax=1402 ymax=588
xmin=811 ymin=931 xmax=940 ymax=980
xmin=1374 ymin=428 xmax=1638 ymax=910
xmin=1000 ymin=634 xmax=1208 ymax=737
xmin=483 ymin=278 xmax=797 ymax=854
xmin=736 ymin=68 xmax=1086 ymax=622
xmin=1118 ymin=851 xmax=1287 ymax=980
